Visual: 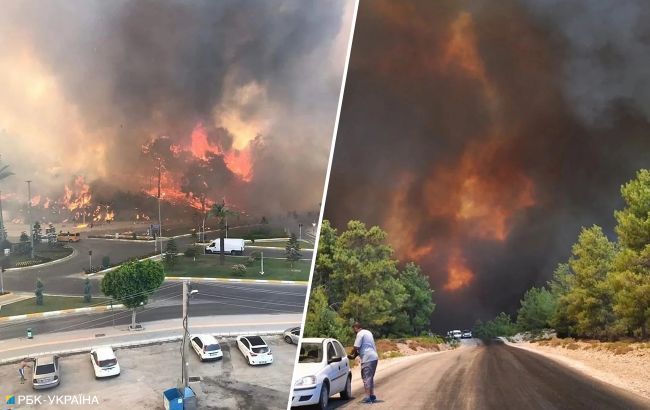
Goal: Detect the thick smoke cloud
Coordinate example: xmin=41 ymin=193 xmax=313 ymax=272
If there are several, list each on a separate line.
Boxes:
xmin=0 ymin=0 xmax=352 ymax=215
xmin=324 ymin=0 xmax=650 ymax=331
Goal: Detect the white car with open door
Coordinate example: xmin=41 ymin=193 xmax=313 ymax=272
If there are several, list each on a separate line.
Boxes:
xmin=190 ymin=334 xmax=223 ymax=361
xmin=236 ymin=335 xmax=273 ymax=365
xmin=90 ymin=346 xmax=120 ymax=378
xmin=291 ymin=338 xmax=352 ymax=409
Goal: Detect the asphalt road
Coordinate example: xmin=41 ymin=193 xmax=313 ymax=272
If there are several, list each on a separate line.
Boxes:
xmin=2 ymin=235 xmax=311 ymax=295
xmin=329 ymin=340 xmax=650 ymax=410
xmin=0 ymin=282 xmax=306 ymax=340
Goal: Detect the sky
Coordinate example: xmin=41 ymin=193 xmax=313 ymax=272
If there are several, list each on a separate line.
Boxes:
xmin=323 ymin=0 xmax=650 ymax=330
xmin=0 ymin=0 xmax=354 ymax=217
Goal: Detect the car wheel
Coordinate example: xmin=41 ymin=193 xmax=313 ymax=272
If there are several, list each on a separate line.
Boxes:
xmin=284 ymin=336 xmax=293 ymax=344
xmin=340 ymin=375 xmax=352 ymax=400
xmin=318 ymin=383 xmax=329 ymax=410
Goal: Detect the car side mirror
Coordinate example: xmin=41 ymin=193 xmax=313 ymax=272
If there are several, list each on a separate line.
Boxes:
xmin=328 ymin=356 xmax=343 ymax=364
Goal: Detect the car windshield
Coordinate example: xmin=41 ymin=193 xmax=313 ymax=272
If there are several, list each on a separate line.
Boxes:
xmin=35 ymin=364 xmax=55 ymax=375
xmin=252 ymin=346 xmax=269 ymax=354
xmin=299 ymin=343 xmax=323 ymax=363
xmin=205 ymin=344 xmax=221 ymax=352
xmin=99 ymin=358 xmax=117 ymax=367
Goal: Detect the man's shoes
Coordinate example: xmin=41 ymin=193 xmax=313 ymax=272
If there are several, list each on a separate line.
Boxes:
xmin=370 ymin=395 xmax=377 ymax=402
xmin=361 ymin=397 xmax=374 ymax=404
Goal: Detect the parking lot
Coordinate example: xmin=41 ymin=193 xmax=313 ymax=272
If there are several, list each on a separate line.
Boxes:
xmin=0 ymin=336 xmax=297 ymax=409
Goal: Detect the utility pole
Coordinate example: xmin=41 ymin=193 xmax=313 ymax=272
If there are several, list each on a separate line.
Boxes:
xmin=26 ymin=180 xmax=34 ymax=259
xmin=157 ymin=158 xmax=163 ymax=256
xmin=181 ymin=280 xmax=196 ymax=397
xmin=299 ymin=223 xmax=303 ymax=241
xmin=0 ymin=190 xmax=5 ymax=244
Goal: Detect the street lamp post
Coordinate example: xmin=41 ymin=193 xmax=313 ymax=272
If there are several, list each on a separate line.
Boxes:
xmin=26 ymin=180 xmax=34 ymax=259
xmin=260 ymin=251 xmax=264 ymax=275
xmin=181 ymin=281 xmax=198 ymax=396
xmin=298 ymin=223 xmax=303 ymax=241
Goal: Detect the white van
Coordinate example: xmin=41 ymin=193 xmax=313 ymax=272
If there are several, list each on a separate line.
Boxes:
xmin=205 ymin=238 xmax=245 ymax=255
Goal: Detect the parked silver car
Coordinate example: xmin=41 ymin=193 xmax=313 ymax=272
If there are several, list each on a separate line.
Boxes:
xmin=283 ymin=327 xmax=300 ymax=344
xmin=32 ymin=355 xmax=60 ymax=389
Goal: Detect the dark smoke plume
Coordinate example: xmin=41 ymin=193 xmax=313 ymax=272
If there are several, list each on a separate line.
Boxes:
xmin=0 ymin=0 xmax=353 ymax=216
xmin=324 ymin=0 xmax=650 ymax=331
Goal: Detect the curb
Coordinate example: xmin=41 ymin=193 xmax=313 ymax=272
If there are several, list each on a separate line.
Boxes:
xmin=165 ymin=276 xmax=309 ymax=286
xmin=0 ymin=330 xmax=286 ymax=365
xmin=5 ymin=247 xmax=78 ymax=272
xmin=0 ymin=304 xmax=125 ymax=323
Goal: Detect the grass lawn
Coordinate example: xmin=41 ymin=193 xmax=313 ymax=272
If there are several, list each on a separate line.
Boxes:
xmin=0 ymin=296 xmax=112 ymax=317
xmin=165 ymin=255 xmax=311 ymax=281
xmin=5 ymin=244 xmax=74 ymax=268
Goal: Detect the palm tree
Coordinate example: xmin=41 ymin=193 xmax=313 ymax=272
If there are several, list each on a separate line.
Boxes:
xmin=209 ymin=200 xmax=238 ymax=265
xmin=0 ymin=161 xmax=14 ymax=243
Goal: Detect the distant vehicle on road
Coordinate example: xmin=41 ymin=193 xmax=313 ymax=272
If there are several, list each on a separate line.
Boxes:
xmin=32 ymin=355 xmax=60 ymax=390
xmin=236 ymin=335 xmax=273 ymax=365
xmin=90 ymin=346 xmax=120 ymax=378
xmin=291 ymin=337 xmax=352 ymax=409
xmin=284 ymin=327 xmax=300 ymax=344
xmin=461 ymin=330 xmax=472 ymax=339
xmin=57 ymin=232 xmax=80 ymax=242
xmin=452 ymin=330 xmax=462 ymax=339
xmin=190 ymin=334 xmax=223 ymax=361
xmin=205 ymin=238 xmax=245 ymax=255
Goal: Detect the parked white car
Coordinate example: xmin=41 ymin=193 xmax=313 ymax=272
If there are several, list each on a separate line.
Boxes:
xmin=291 ymin=338 xmax=352 ymax=409
xmin=90 ymin=346 xmax=120 ymax=378
xmin=190 ymin=334 xmax=223 ymax=361
xmin=236 ymin=335 xmax=273 ymax=365
xmin=452 ymin=329 xmax=462 ymax=339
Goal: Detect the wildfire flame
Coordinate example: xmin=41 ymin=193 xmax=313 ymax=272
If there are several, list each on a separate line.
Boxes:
xmin=189 ymin=122 xmax=253 ymax=182
xmin=63 ymin=176 xmax=91 ymax=212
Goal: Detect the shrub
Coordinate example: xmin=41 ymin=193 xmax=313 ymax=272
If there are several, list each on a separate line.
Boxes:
xmin=231 ymin=264 xmax=247 ymax=277
xmin=184 ymin=247 xmax=198 ymax=258
xmin=102 ymin=256 xmax=111 ymax=268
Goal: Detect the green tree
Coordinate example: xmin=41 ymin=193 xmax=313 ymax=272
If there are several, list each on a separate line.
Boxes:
xmin=565 ymin=225 xmax=617 ymax=339
xmin=19 ymin=232 xmax=29 ymax=243
xmin=398 ymin=263 xmax=435 ymax=335
xmin=473 ymin=312 xmax=517 ymax=340
xmin=615 ymin=169 xmax=650 ymax=251
xmin=313 ymin=220 xmax=338 ymax=292
xmin=610 ymin=169 xmax=650 ymax=338
xmin=83 ymin=278 xmax=92 ymax=303
xmin=35 ymin=279 xmax=44 ymax=305
xmin=101 ymin=259 xmax=165 ymax=329
xmin=304 ymin=287 xmax=353 ymax=344
xmin=547 ymin=263 xmax=575 ymax=337
xmin=33 ymin=221 xmax=42 ymax=243
xmin=516 ymin=286 xmax=556 ymax=331
xmin=285 ymin=233 xmax=302 ymax=268
xmin=163 ymin=238 xmax=178 ymax=267
xmin=209 ymin=200 xmax=238 ymax=266
xmin=331 ymin=221 xmax=408 ymax=335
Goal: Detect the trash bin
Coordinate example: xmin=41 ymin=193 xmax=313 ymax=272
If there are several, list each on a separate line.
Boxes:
xmin=27 ymin=328 xmax=33 ymax=339
xmin=163 ymin=387 xmax=196 ymax=410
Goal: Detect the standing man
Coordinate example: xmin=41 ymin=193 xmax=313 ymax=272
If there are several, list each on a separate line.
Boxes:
xmin=18 ymin=358 xmax=31 ymax=384
xmin=348 ymin=322 xmax=379 ymax=403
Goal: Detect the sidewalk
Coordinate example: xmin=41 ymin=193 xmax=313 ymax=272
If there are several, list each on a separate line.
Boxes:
xmin=0 ymin=313 xmax=303 ymax=364
xmin=0 ymin=292 xmax=33 ymax=306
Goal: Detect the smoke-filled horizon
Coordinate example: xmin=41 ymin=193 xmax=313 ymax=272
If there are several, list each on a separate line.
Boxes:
xmin=0 ymin=0 xmax=353 ymax=217
xmin=324 ymin=0 xmax=650 ymax=331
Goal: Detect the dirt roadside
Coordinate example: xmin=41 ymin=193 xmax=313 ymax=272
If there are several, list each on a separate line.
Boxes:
xmin=507 ymin=339 xmax=650 ymax=401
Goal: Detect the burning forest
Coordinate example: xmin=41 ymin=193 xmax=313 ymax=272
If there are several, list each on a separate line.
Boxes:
xmin=325 ymin=0 xmax=650 ymax=330
xmin=0 ymin=0 xmax=354 ymax=230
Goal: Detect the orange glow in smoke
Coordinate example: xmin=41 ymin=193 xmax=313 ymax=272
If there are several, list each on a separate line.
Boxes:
xmin=189 ymin=123 xmax=253 ymax=181
xmin=63 ymin=176 xmax=91 ymax=212
xmin=444 ymin=250 xmax=474 ymax=291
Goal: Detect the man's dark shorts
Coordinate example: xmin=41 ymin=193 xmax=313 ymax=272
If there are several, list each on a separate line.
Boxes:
xmin=361 ymin=360 xmax=378 ymax=390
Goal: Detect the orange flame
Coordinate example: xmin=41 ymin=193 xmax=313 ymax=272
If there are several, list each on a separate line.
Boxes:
xmin=443 ymin=249 xmax=474 ymax=291
xmin=62 ymin=176 xmax=91 ymax=212
xmin=189 ymin=123 xmax=253 ymax=181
